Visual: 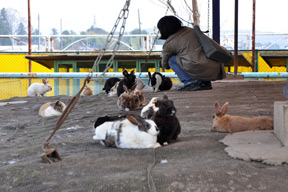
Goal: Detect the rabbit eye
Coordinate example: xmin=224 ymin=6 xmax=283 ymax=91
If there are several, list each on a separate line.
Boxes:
xmin=213 ymin=115 xmax=215 ymax=119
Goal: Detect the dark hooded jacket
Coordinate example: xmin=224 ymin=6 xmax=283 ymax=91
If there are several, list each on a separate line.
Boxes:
xmin=161 ymin=27 xmax=227 ymax=81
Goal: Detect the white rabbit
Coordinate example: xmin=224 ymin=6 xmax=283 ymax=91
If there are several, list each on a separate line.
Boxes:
xmin=39 ymin=100 xmax=67 ymax=117
xmin=211 ymin=101 xmax=273 ymax=133
xmin=27 ymin=79 xmax=52 ymax=97
xmin=93 ymin=115 xmax=161 ymax=149
xmin=140 ymin=97 xmax=160 ymax=119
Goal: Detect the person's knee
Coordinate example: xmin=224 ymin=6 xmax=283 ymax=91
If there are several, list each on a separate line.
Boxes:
xmin=168 ymin=56 xmax=176 ymax=67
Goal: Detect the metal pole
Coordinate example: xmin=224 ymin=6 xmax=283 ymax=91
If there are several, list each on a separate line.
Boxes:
xmin=212 ymin=0 xmax=220 ymax=44
xmin=138 ymin=9 xmax=142 ymax=47
xmin=234 ymin=0 xmax=239 ymax=75
xmin=192 ymin=0 xmax=200 ymax=26
xmin=28 ymin=0 xmax=32 ymax=72
xmin=38 ymin=14 xmax=40 ymax=50
xmin=28 ymin=0 xmax=32 ymax=86
xmin=252 ymin=0 xmax=256 ymax=72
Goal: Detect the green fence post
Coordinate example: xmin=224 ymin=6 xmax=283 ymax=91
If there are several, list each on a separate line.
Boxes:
xmin=255 ymin=50 xmax=259 ymax=72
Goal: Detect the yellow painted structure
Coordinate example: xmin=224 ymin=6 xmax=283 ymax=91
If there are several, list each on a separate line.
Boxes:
xmin=0 ymin=52 xmax=287 ymax=100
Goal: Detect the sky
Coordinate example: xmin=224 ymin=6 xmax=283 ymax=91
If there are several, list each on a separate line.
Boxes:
xmin=1 ymin=0 xmax=288 ymax=35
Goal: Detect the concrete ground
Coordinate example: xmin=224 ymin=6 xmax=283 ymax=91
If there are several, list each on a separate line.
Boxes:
xmin=0 ymin=79 xmax=288 ymax=192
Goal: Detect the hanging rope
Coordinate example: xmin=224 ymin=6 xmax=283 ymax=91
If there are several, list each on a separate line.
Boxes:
xmin=43 ymin=0 xmax=131 ymax=150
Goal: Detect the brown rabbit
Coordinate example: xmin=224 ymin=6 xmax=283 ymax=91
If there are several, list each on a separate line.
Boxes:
xmin=117 ymin=84 xmax=141 ymax=111
xmin=84 ymin=86 xmax=93 ymax=96
xmin=211 ymin=101 xmax=273 ymax=133
xmin=133 ymin=90 xmax=145 ymax=106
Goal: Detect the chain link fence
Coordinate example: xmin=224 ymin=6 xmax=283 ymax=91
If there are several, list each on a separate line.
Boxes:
xmin=0 ymin=50 xmax=287 ymax=100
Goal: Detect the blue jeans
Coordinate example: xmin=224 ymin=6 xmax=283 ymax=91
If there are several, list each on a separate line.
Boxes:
xmin=168 ymin=56 xmax=198 ymax=87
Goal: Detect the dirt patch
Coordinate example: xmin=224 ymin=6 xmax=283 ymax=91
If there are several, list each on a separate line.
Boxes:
xmin=1 ymin=80 xmax=288 ymax=192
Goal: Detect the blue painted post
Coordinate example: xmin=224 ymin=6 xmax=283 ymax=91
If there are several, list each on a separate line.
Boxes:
xmin=54 ymin=61 xmax=59 ymax=96
xmin=212 ymin=0 xmax=220 ymax=44
xmin=286 ymin=58 xmax=288 ymax=72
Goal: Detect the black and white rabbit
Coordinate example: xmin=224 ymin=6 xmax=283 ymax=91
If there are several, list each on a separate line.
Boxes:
xmin=93 ymin=114 xmax=161 ymax=149
xmin=117 ymin=70 xmax=136 ymax=97
xmin=151 ymin=95 xmax=181 ymax=145
xmin=103 ymin=77 xmax=120 ymax=94
xmin=148 ymin=72 xmax=172 ymax=92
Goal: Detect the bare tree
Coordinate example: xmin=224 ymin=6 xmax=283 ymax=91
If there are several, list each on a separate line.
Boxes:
xmin=6 ymin=8 xmax=26 ymax=35
xmin=157 ymin=0 xmax=193 ymax=26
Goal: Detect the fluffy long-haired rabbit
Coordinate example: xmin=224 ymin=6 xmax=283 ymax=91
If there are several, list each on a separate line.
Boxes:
xmin=141 ymin=97 xmax=160 ymax=119
xmin=211 ymin=101 xmax=273 ymax=133
xmin=39 ymin=100 xmax=66 ymax=117
xmin=117 ymin=84 xmax=143 ymax=111
xmin=93 ymin=114 xmax=161 ymax=149
xmin=83 ymin=86 xmax=93 ymax=96
xmin=117 ymin=70 xmax=136 ymax=97
xmin=103 ymin=77 xmax=120 ymax=94
xmin=148 ymin=72 xmax=172 ymax=92
xmin=151 ymin=95 xmax=181 ymax=145
xmin=27 ymin=79 xmax=52 ymax=97
xmin=134 ymin=90 xmax=145 ymax=106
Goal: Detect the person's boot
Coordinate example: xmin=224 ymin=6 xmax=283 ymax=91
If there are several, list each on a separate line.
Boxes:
xmin=178 ymin=82 xmax=201 ymax=91
xmin=199 ymin=81 xmax=212 ymax=90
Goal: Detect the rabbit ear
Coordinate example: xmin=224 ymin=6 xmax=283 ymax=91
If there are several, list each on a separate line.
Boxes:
xmin=123 ymin=85 xmax=129 ymax=92
xmin=130 ymin=70 xmax=135 ymax=75
xmin=215 ymin=101 xmax=221 ymax=114
xmin=126 ymin=115 xmax=147 ymax=128
xmin=148 ymin=72 xmax=151 ymax=79
xmin=130 ymin=84 xmax=137 ymax=91
xmin=155 ymin=100 xmax=161 ymax=107
xmin=126 ymin=115 xmax=139 ymax=125
xmin=221 ymin=102 xmax=229 ymax=115
xmin=42 ymin=79 xmax=47 ymax=84
xmin=123 ymin=70 xmax=128 ymax=76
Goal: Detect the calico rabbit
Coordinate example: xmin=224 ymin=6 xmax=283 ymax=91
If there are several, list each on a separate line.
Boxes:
xmin=93 ymin=114 xmax=161 ymax=149
xmin=107 ymin=81 xmax=120 ymax=97
xmin=151 ymin=95 xmax=181 ymax=145
xmin=117 ymin=84 xmax=143 ymax=111
xmin=39 ymin=100 xmax=67 ymax=117
xmin=211 ymin=101 xmax=273 ymax=133
xmin=140 ymin=97 xmax=160 ymax=119
xmin=27 ymin=79 xmax=52 ymax=97
xmin=148 ymin=72 xmax=172 ymax=92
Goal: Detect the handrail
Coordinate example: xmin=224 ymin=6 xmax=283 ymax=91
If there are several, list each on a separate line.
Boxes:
xmin=0 ymin=72 xmax=287 ymax=79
